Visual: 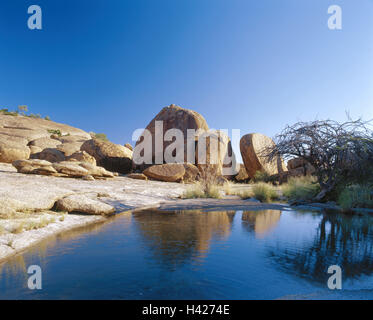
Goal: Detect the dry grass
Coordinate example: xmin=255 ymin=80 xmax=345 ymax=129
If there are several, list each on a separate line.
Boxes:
xmin=224 ymin=181 xmax=278 ymax=202
xmin=9 ymin=216 xmax=57 ymax=234
xmin=182 ymin=182 xmax=222 ymax=199
xmin=237 ymin=189 xmax=255 ymax=199
xmin=12 ymin=222 xmax=25 ymax=234
xmin=251 ymin=183 xmax=278 ymax=202
xmin=182 ymin=166 xmax=224 ymax=199
xmin=281 ymin=176 xmax=320 ymax=201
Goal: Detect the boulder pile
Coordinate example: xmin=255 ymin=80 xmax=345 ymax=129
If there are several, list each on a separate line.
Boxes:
xmin=0 ymin=114 xmax=133 ymax=174
xmin=287 ymin=157 xmax=315 ymax=177
xmin=132 ymin=104 xmax=238 ymax=183
xmin=2 ymin=105 xmax=315 ymax=186
xmin=12 ymin=159 xmax=115 ymax=180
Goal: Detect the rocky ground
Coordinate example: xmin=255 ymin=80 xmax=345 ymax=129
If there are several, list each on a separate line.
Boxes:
xmin=0 ymin=163 xmax=187 ymax=263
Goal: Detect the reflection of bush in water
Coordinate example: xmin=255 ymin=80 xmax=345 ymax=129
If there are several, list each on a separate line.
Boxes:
xmin=132 ymin=210 xmax=235 ymax=267
xmin=242 ymin=210 xmax=282 ymax=238
xmin=267 ymin=213 xmax=373 ymax=283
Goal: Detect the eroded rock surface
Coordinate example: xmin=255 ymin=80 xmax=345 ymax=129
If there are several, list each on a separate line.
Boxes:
xmin=240 ymin=133 xmax=286 ymax=179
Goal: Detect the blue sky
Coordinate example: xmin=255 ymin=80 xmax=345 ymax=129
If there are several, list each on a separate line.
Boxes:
xmin=1 ymin=0 xmax=372 ymax=157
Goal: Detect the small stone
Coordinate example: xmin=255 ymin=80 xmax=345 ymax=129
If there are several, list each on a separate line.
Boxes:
xmin=82 ymin=175 xmax=95 ymax=181
xmin=127 ymin=173 xmax=148 ymax=180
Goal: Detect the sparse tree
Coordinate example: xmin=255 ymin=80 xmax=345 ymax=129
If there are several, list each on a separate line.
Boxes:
xmin=265 ymin=117 xmax=373 ymax=201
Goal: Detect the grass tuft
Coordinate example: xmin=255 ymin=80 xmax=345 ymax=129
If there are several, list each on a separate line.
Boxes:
xmin=282 ymin=176 xmax=320 ymax=201
xmin=182 ymin=183 xmax=222 ymax=199
xmin=251 ymin=183 xmax=278 ymax=202
xmin=337 ymin=185 xmax=373 ymax=210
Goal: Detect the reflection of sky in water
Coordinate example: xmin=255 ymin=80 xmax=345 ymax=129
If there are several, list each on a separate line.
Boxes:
xmin=0 ymin=209 xmax=372 ymax=299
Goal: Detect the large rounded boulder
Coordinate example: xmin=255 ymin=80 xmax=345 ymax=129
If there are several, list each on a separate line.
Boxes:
xmin=240 ymin=133 xmax=286 ymax=179
xmin=81 ymin=138 xmax=133 ymax=174
xmin=133 ymin=104 xmax=209 ymax=169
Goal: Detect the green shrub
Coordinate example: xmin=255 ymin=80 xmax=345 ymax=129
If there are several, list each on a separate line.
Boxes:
xmin=282 ymin=176 xmax=320 ymax=201
xmin=337 ymin=185 xmax=373 ymax=210
xmin=44 ymin=115 xmax=51 ymax=120
xmin=0 ymin=108 xmax=18 ymax=116
xmin=253 ymin=170 xmax=274 ymax=183
xmin=47 ymin=129 xmax=62 ymax=136
xmin=93 ymin=133 xmax=109 ymax=141
xmin=252 ymin=183 xmax=278 ymax=202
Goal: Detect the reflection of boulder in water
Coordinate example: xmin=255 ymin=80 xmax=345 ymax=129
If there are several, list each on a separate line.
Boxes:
xmin=242 ymin=210 xmax=282 ymax=238
xmin=132 ymin=210 xmax=235 ymax=267
xmin=267 ymin=213 xmax=373 ymax=283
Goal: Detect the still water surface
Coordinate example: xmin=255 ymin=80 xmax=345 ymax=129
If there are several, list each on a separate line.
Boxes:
xmin=0 ymin=209 xmax=373 ymax=299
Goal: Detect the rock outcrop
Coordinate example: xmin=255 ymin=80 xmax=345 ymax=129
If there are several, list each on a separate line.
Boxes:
xmin=66 ymin=151 xmax=96 ymax=165
xmin=12 ymin=159 xmax=114 ymax=179
xmin=0 ymin=114 xmax=90 ymax=142
xmin=240 ymin=133 xmax=286 ymax=179
xmin=0 ymin=138 xmax=30 ymax=163
xmin=133 ymin=104 xmax=209 ymax=169
xmin=81 ymin=139 xmax=133 ymax=174
xmin=287 ymin=157 xmax=315 ymax=177
xmin=29 ymin=137 xmax=61 ymax=149
xmin=0 ymin=114 xmax=91 ymax=164
xmin=32 ymin=148 xmax=66 ymax=162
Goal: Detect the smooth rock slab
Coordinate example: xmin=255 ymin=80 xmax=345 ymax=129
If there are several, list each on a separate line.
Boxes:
xmin=56 ymin=194 xmax=116 ymax=216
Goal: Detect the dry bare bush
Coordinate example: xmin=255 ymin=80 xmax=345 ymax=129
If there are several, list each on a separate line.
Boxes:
xmin=264 ymin=117 xmax=373 ymax=201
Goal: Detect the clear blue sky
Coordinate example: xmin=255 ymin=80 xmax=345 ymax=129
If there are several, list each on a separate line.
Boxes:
xmin=1 ymin=0 xmax=372 ymax=156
